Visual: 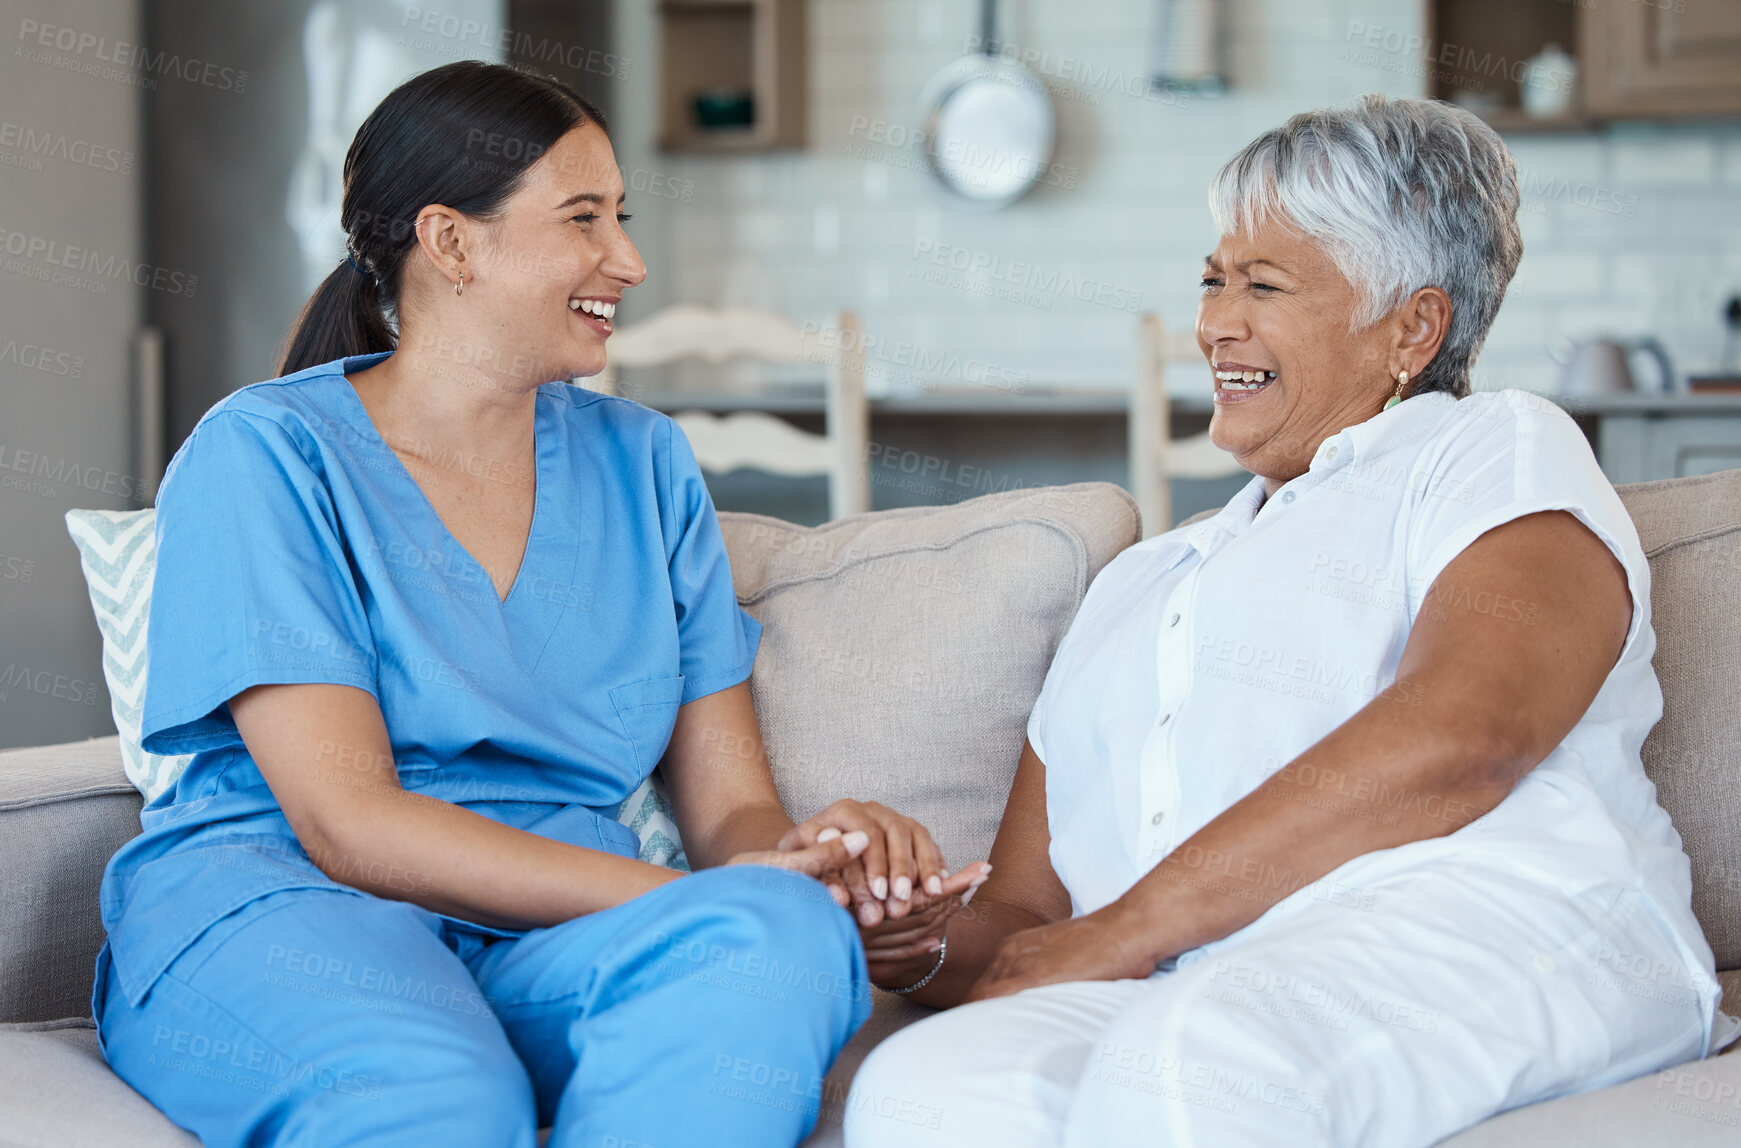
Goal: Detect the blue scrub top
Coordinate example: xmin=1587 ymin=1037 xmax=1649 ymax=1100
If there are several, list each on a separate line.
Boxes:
xmin=99 ymin=350 xmax=762 ymax=1008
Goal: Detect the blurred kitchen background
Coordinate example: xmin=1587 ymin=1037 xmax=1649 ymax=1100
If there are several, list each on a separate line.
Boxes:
xmin=5 ymin=0 xmax=1741 ymax=748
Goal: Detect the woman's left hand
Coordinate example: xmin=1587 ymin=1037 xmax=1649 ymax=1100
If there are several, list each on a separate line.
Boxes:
xmin=777 ymin=799 xmax=974 ymax=927
xmin=963 ymin=908 xmax=1159 ymax=1003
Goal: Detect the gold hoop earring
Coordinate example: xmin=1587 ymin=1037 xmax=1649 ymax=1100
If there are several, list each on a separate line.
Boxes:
xmin=1384 ymin=369 xmax=1409 ymax=411
xmin=454 ymin=271 xmax=464 ymax=297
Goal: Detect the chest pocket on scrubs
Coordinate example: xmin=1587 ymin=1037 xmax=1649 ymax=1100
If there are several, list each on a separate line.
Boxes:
xmin=610 ymin=674 xmax=686 ymax=773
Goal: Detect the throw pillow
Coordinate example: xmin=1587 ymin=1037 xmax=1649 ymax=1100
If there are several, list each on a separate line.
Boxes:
xmin=63 ymin=508 xmax=189 ymax=804
xmin=717 ymin=482 xmax=1140 ymax=872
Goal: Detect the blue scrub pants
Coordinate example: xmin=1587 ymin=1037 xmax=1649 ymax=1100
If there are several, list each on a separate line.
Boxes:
xmin=94 ymin=864 xmax=870 ymax=1147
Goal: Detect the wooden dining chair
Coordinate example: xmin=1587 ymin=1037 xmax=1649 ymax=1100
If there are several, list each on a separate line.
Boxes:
xmin=1132 ymin=313 xmax=1246 ymax=537
xmin=591 ymin=305 xmax=871 ymax=521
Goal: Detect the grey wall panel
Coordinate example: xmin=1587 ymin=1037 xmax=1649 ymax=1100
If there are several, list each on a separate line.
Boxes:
xmin=0 ymin=0 xmax=144 ymax=748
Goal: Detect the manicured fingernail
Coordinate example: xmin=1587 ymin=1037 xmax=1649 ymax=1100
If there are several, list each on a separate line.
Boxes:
xmin=871 ymin=876 xmax=888 ymax=900
xmin=817 ymin=827 xmax=842 ymax=842
xmin=941 ymin=868 xmax=950 ymax=879
xmin=971 ymin=872 xmax=989 ymax=887
xmin=842 ymin=830 xmax=869 ymax=857
xmin=960 ymin=886 xmax=978 ymax=906
xmin=925 ymin=875 xmax=943 ymax=896
xmin=829 ymin=884 xmax=850 ymax=907
xmin=927 ymin=939 xmax=943 ymax=952
xmin=893 ymin=876 xmax=912 ymax=901
xmin=858 ymin=902 xmax=879 ymax=925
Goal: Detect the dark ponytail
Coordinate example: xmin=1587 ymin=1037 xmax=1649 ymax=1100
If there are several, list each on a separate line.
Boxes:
xmin=278 ymin=61 xmax=608 ymax=377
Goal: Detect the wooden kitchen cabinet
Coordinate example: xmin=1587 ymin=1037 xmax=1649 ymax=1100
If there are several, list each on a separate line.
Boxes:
xmin=1583 ymin=0 xmax=1741 ymax=118
xmin=1425 ymin=0 xmax=1741 ymax=128
xmin=657 ymin=0 xmax=806 ymax=152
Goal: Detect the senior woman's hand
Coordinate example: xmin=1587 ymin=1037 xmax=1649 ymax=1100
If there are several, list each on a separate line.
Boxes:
xmin=856 ymin=862 xmax=991 ymax=990
xmin=963 ymin=905 xmax=1160 ymax=1003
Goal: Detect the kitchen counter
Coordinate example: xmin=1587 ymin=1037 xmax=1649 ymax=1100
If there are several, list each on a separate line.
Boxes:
xmin=626 ymin=383 xmax=1741 ymax=418
xmin=1553 ymin=391 xmax=1741 ymax=415
xmin=611 ymin=383 xmax=1741 ymax=519
xmin=611 ymin=382 xmax=1237 ymax=528
xmin=622 ymin=384 xmax=1134 ymax=416
xmin=1554 ymin=391 xmax=1741 ymax=483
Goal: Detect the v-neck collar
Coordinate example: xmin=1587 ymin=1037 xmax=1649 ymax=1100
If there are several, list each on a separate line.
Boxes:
xmin=333 ymin=351 xmax=551 ymax=612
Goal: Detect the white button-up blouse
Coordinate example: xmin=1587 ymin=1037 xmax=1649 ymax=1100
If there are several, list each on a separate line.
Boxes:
xmin=1028 ymin=388 xmax=1719 ymax=1019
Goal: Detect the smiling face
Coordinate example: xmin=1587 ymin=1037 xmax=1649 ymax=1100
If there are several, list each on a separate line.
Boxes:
xmin=1197 ymin=215 xmax=1412 ymax=493
xmin=400 ymin=121 xmax=647 ymax=386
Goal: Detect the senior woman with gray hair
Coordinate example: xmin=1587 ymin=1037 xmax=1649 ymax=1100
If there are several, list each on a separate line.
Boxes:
xmin=841 ymin=93 xmax=1736 ymax=1147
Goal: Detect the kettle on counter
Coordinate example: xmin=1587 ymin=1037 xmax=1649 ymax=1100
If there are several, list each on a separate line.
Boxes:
xmin=1553 ymin=337 xmax=1679 ymax=397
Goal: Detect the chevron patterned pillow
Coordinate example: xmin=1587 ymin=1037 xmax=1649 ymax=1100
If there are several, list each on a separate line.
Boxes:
xmin=613 ymin=773 xmax=691 ymax=872
xmin=64 ymin=508 xmax=191 ymax=803
xmin=62 ymin=506 xmax=689 ymax=868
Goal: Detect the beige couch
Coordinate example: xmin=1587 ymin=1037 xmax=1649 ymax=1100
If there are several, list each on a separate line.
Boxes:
xmin=4 ymin=476 xmax=1741 ymax=1146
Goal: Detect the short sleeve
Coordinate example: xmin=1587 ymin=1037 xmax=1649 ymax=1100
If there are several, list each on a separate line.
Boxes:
xmin=658 ymin=418 xmax=762 ymax=704
xmin=1024 ymin=540 xmax=1163 ymax=768
xmin=1025 ymin=557 xmax=1109 ymax=769
xmin=1026 ymin=675 xmax=1053 ymax=766
xmin=1026 ymin=591 xmax=1088 ymax=767
xmin=140 ymin=410 xmax=378 ymax=755
xmin=1404 ymin=393 xmax=1650 ymax=661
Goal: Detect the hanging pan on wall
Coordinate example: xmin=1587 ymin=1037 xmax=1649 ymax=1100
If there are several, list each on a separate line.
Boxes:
xmin=918 ymin=0 xmax=1057 ymax=210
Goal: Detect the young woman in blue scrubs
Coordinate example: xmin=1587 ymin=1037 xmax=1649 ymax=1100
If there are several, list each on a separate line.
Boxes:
xmin=92 ymin=61 xmax=990 ymax=1147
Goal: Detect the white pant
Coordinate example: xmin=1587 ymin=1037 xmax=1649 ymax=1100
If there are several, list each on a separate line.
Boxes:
xmin=843 ymin=859 xmax=1716 ymax=1148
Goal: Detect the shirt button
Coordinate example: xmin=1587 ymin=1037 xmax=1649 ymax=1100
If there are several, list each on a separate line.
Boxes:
xmin=1281 ymin=490 xmax=1296 ymax=504
xmin=1168 ymin=612 xmax=1181 ymax=628
xmin=1151 ymin=811 xmax=1165 ymax=825
xmin=1326 ymin=446 xmax=1338 ymax=460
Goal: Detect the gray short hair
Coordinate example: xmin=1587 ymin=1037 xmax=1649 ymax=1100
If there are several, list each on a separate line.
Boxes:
xmin=1208 ymin=93 xmax=1522 ymax=398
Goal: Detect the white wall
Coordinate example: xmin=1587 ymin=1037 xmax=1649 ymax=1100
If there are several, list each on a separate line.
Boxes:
xmin=610 ymin=0 xmax=1741 ymax=398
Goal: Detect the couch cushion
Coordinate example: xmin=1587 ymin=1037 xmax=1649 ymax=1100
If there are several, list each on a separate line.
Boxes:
xmin=1618 ymin=471 xmax=1741 ymax=970
xmin=1434 ymin=1037 xmax=1741 ymax=1146
xmin=721 ymin=482 xmax=1140 ymax=1148
xmin=720 ymin=481 xmax=1139 ymax=872
xmin=0 ymin=737 xmax=141 ymax=1023
xmin=0 ymin=1019 xmax=197 ymax=1147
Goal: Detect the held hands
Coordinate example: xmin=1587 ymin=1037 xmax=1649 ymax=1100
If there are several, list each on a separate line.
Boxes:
xmin=775 ymin=799 xmax=984 ymax=926
xmin=857 ymin=861 xmax=989 ymax=990
xmin=775 ymin=799 xmax=994 ymax=989
xmin=725 ymin=827 xmax=872 ymax=876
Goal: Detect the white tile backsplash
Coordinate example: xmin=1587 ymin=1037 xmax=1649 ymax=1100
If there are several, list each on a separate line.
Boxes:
xmin=1610 ymin=137 xmax=1719 ymax=188
xmin=612 ymin=0 xmax=1741 ymax=391
xmin=1720 ymin=137 xmax=1741 ymax=187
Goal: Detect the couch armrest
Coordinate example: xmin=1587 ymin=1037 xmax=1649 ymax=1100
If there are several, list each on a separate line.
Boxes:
xmin=0 ymin=737 xmax=141 ymax=1023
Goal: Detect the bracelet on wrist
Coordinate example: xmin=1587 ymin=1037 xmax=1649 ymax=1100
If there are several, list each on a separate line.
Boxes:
xmin=888 ymin=936 xmax=946 ymax=995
